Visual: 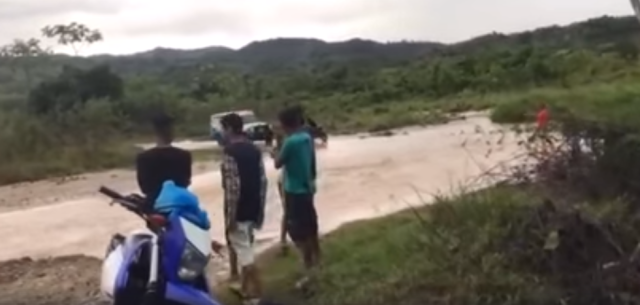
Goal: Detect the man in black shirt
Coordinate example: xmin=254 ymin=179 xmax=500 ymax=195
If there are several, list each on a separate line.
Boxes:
xmin=220 ymin=113 xmax=266 ymax=305
xmin=136 ymin=114 xmax=192 ymax=203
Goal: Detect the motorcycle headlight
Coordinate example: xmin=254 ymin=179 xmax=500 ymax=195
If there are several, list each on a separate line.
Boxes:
xmin=177 ymin=242 xmax=209 ymax=281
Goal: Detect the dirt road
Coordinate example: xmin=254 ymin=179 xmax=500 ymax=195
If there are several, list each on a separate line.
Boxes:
xmin=0 ymin=115 xmax=524 ymax=304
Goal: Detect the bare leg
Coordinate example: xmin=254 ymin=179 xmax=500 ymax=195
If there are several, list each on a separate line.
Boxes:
xmin=302 ymin=241 xmax=315 ymax=270
xmin=228 ymin=244 xmax=240 ymax=282
xmin=294 ymin=239 xmax=316 ymax=290
xmin=280 ymin=217 xmax=288 ymax=251
xmin=241 ymin=265 xmax=262 ymax=304
xmin=310 ymin=236 xmax=321 ymax=267
xmin=278 ymin=179 xmax=288 ymax=255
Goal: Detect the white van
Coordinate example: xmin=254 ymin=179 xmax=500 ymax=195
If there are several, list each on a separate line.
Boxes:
xmin=210 ymin=110 xmax=268 ymax=144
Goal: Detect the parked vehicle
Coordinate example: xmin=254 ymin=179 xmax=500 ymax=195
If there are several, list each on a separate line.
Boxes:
xmin=209 ymin=110 xmax=326 ymax=147
xmin=210 ymin=110 xmax=273 ymax=145
xmin=244 ymin=121 xmax=274 ymax=144
xmin=210 ymin=110 xmax=255 ymax=143
xmin=98 ymin=186 xmax=220 ymax=305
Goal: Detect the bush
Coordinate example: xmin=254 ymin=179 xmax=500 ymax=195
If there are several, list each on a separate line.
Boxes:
xmin=252 ymin=187 xmax=556 ymax=305
xmin=0 ymin=104 xmax=137 ymax=184
xmin=489 ymin=82 xmax=640 ymax=198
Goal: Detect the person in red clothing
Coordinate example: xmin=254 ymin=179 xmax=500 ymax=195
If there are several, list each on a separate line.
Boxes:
xmin=536 ymin=104 xmax=550 ymax=130
xmin=531 ymin=103 xmax=553 ymax=155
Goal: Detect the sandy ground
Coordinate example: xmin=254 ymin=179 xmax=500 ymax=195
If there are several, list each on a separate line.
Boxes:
xmin=0 ymin=115 xmax=526 ymax=304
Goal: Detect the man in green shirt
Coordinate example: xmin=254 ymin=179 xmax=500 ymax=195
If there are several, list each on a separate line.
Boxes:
xmin=273 ymin=106 xmax=319 ymax=289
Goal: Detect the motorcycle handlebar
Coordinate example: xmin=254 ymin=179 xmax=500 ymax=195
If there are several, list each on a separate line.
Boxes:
xmin=98 ymin=186 xmax=123 ymax=200
xmin=98 ymin=186 xmax=142 ymax=213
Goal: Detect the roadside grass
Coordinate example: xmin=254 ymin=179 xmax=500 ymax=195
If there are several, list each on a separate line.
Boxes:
xmin=0 ymin=143 xmax=139 ymax=185
xmin=218 ymin=186 xmax=558 ymax=305
xmin=307 ymin=80 xmax=640 ymax=136
xmin=0 ymin=145 xmax=223 ymax=186
xmin=489 ymin=81 xmax=640 ymax=125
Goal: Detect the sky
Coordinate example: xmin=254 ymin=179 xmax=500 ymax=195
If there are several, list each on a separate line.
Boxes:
xmin=0 ymin=0 xmax=633 ymax=56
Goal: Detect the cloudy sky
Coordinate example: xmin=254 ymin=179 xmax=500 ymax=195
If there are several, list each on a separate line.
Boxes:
xmin=0 ymin=0 xmax=632 ymax=55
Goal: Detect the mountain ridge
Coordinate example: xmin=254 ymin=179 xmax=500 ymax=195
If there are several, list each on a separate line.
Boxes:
xmin=3 ymin=15 xmax=639 ymax=85
xmin=72 ymin=14 xmax=633 ymax=60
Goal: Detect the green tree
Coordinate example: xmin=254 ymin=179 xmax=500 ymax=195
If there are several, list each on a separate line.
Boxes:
xmin=28 ymin=65 xmax=124 ymax=114
xmin=0 ymin=38 xmax=51 ymax=92
xmin=41 ymin=22 xmax=103 ymax=55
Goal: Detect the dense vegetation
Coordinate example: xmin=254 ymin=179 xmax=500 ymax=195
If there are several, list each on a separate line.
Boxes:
xmin=0 ymin=15 xmax=639 ymax=184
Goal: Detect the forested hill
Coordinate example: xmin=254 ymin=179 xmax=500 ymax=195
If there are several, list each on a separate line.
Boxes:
xmin=449 ymin=15 xmax=639 ymax=53
xmin=1 ymin=14 xmax=637 ymax=91
xmin=92 ymin=38 xmax=444 ymax=74
xmin=94 ymin=15 xmax=639 ymax=73
xmin=4 ymin=14 xmax=633 ymax=79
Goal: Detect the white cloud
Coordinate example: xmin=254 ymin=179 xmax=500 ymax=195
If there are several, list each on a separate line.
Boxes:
xmin=0 ymin=0 xmax=632 ymax=55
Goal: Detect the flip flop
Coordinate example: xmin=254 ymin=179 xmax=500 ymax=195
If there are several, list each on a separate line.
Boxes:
xmin=228 ymin=287 xmax=261 ymax=305
xmin=242 ymin=298 xmax=261 ymax=305
xmin=294 ymin=276 xmax=311 ymax=291
xmin=227 ymin=282 xmax=244 ymax=299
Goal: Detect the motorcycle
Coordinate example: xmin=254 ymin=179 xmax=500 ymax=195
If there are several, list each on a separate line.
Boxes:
xmin=98 ymin=186 xmax=221 ymax=305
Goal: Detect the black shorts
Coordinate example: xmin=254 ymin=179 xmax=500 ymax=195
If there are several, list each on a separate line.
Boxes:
xmin=284 ymin=192 xmax=318 ymax=243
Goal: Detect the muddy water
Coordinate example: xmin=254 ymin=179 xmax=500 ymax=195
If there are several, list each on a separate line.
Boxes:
xmin=0 ymin=116 xmax=523 ymax=262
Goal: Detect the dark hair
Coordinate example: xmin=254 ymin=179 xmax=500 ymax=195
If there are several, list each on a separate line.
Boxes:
xmin=278 ymin=106 xmax=303 ymax=128
xmin=220 ymin=113 xmax=244 ymax=133
xmin=151 ymin=113 xmax=174 ymax=138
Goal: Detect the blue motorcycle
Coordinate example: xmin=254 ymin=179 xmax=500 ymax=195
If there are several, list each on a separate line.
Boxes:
xmin=98 ymin=186 xmax=221 ymax=305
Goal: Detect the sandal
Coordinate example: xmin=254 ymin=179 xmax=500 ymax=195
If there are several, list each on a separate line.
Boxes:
xmin=228 ymin=282 xmax=244 ymax=298
xmin=228 ymin=286 xmax=261 ymax=305
xmin=294 ymin=276 xmax=311 ymax=290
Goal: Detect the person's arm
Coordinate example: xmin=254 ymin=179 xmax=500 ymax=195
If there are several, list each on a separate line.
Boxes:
xmin=274 ymin=137 xmax=293 ymax=169
xmin=221 ymin=154 xmax=241 ymax=228
xmin=135 ymin=153 xmax=152 ymax=196
xmin=307 ymin=116 xmax=318 ymax=128
xmin=257 ymin=158 xmax=268 ymax=229
xmin=260 ymin=160 xmax=267 ymax=204
xmin=311 ymin=147 xmax=317 ymax=181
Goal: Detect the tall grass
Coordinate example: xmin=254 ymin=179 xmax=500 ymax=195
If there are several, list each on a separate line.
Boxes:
xmin=250 ymin=187 xmax=555 ymax=305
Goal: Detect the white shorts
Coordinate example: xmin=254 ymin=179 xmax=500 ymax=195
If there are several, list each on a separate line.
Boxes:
xmin=227 ymin=222 xmax=255 ymax=267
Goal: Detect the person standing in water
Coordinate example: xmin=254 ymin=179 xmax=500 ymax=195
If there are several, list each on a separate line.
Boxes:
xmin=536 ymin=103 xmax=550 ymax=131
xmin=531 ymin=103 xmax=553 ymax=156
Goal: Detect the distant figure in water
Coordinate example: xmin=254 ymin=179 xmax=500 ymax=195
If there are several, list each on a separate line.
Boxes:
xmin=531 ymin=103 xmax=553 ymax=155
xmin=536 ymin=103 xmax=549 ymax=131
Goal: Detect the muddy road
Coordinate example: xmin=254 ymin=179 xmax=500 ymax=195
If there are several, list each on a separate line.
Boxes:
xmin=0 ymin=116 xmax=524 ymax=304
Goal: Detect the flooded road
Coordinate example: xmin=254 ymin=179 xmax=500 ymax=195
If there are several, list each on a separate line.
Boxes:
xmin=0 ymin=116 xmax=521 ymax=261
